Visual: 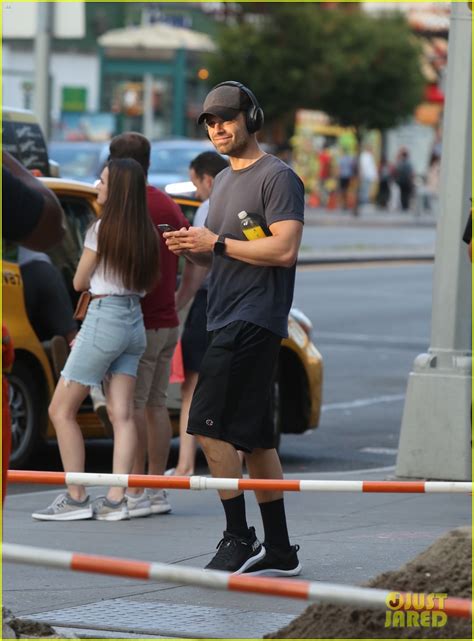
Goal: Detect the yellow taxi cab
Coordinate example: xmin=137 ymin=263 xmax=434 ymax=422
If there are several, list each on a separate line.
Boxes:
xmin=4 ymin=180 xmax=323 ymax=467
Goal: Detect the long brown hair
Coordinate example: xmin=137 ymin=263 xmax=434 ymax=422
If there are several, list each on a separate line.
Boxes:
xmin=97 ymin=158 xmax=159 ymax=292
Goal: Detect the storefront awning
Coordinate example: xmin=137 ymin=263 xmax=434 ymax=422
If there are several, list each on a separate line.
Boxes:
xmin=98 ymin=22 xmax=215 ymax=53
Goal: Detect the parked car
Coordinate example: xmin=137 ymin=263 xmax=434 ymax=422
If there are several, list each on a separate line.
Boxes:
xmin=149 ymin=138 xmax=215 ymax=195
xmin=48 ymin=141 xmax=109 ymax=184
xmin=3 ymin=107 xmax=57 ymax=176
xmin=4 ymin=177 xmax=323 ymax=467
xmin=49 ymin=138 xmax=217 ymax=195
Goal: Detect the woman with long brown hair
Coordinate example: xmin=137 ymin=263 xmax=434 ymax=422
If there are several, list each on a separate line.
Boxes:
xmin=33 ymin=158 xmax=160 ymax=521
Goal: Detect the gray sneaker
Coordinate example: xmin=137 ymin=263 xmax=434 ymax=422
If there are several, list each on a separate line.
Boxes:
xmin=126 ymin=492 xmax=152 ymax=518
xmin=92 ymin=496 xmax=129 ymax=521
xmin=32 ymin=492 xmax=92 ymax=521
xmin=146 ymin=489 xmax=172 ymax=514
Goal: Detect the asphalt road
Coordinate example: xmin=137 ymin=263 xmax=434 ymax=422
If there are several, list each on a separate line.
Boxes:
xmin=9 ymin=261 xmax=433 ymax=495
xmin=283 ymin=261 xmax=433 ymax=473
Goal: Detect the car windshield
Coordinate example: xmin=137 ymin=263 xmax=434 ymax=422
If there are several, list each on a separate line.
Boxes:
xmin=149 ymin=146 xmax=210 ymax=175
xmin=49 ymin=146 xmax=102 ymax=181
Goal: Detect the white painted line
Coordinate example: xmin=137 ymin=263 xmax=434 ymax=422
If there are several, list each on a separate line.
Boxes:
xmin=316 ymin=331 xmax=427 ymax=346
xmin=359 ymin=447 xmax=398 ymax=456
xmin=322 ymin=394 xmax=405 ymax=412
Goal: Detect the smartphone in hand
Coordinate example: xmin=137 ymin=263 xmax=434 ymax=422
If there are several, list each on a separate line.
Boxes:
xmin=157 ymin=224 xmax=177 ymax=233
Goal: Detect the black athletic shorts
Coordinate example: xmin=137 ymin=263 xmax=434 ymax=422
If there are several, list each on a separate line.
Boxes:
xmin=181 ymin=288 xmax=208 ymax=373
xmin=187 ymin=320 xmax=281 ymax=453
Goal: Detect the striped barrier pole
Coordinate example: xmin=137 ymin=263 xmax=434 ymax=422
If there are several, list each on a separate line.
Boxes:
xmin=3 ymin=543 xmax=471 ymax=619
xmin=7 ymin=470 xmax=472 ymax=494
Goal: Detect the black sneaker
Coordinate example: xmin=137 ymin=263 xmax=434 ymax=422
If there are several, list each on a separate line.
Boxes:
xmin=244 ymin=543 xmax=302 ymax=577
xmin=205 ymin=526 xmax=265 ymax=574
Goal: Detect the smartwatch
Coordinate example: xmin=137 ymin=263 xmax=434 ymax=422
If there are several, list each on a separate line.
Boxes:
xmin=213 ymin=234 xmax=226 ymax=256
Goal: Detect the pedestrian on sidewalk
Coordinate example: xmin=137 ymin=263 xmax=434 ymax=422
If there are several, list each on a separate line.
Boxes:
xmin=394 ymin=147 xmax=414 ymax=211
xmin=165 ymin=81 xmax=303 ymax=576
xmin=358 ymin=145 xmax=377 ymax=205
xmin=108 ymin=133 xmax=192 ymax=518
xmin=173 ymin=151 xmax=229 ymax=477
xmin=33 ymin=158 xmax=160 ymax=522
xmin=376 ymin=156 xmax=392 ymax=209
xmin=337 ymin=148 xmax=355 ymax=210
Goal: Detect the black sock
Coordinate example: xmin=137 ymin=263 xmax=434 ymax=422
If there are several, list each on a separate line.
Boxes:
xmin=221 ymin=494 xmax=249 ymax=538
xmin=259 ymin=498 xmax=291 ymax=550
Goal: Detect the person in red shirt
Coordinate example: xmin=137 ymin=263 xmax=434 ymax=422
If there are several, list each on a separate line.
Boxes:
xmin=318 ymin=143 xmax=333 ymax=207
xmin=108 ymin=133 xmax=190 ymax=517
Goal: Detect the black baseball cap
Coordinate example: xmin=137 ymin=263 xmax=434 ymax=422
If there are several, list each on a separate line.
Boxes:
xmin=197 ymin=84 xmax=251 ymax=125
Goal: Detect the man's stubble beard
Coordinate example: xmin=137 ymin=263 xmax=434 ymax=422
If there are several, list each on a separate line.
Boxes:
xmin=213 ymin=129 xmax=250 ymax=159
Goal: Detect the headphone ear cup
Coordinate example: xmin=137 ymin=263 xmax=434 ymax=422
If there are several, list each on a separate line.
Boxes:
xmin=246 ymin=106 xmax=264 ymax=134
xmin=246 ymin=106 xmax=257 ymax=134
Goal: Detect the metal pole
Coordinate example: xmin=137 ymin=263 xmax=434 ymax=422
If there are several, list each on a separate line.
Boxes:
xmin=172 ymin=48 xmax=186 ymax=136
xmin=34 ymin=2 xmax=53 ymax=139
xmin=396 ymin=1 xmax=472 ymax=480
xmin=143 ymin=73 xmax=154 ymax=139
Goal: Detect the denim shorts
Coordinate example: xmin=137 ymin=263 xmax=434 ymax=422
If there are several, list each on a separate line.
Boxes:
xmin=61 ymin=295 xmax=146 ymax=388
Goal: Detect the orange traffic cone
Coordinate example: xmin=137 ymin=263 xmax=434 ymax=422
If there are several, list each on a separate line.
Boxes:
xmin=308 ymin=192 xmax=320 ymax=208
xmin=327 ymin=191 xmax=337 ymax=210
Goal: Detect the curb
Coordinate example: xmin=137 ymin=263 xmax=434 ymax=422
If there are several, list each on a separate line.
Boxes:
xmin=304 ymin=209 xmax=437 ymax=229
xmin=297 ymin=251 xmax=435 ymax=265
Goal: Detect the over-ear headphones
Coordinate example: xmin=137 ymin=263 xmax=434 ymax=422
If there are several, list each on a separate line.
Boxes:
xmin=211 ymin=81 xmax=264 ymax=134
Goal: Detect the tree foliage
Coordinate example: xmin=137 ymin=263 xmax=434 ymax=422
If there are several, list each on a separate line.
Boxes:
xmin=206 ymin=5 xmax=425 ymax=134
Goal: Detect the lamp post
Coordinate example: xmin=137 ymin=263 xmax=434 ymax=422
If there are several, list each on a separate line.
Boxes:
xmin=34 ymin=2 xmax=53 ymax=139
xmin=396 ymin=1 xmax=472 ymax=480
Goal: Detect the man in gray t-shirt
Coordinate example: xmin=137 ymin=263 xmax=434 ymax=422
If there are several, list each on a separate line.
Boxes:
xmin=165 ymin=81 xmax=304 ymax=577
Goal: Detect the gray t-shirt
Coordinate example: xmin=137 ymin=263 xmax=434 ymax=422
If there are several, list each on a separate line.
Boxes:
xmin=205 ymin=154 xmax=304 ymax=338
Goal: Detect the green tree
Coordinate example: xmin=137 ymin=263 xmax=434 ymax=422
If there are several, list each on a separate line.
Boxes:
xmin=206 ymin=4 xmax=328 ymax=131
xmin=207 ymin=5 xmax=424 ymax=137
xmin=206 ymin=5 xmax=424 ymax=212
xmin=315 ymin=11 xmax=424 ymax=133
xmin=313 ymin=10 xmax=424 ymax=213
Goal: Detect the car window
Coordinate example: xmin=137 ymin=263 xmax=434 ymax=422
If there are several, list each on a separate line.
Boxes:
xmin=49 ymin=147 xmax=103 ymax=181
xmin=47 ymin=196 xmax=96 ymax=302
xmin=2 ymin=117 xmax=50 ymax=176
xmin=150 ymin=147 xmax=210 ymax=175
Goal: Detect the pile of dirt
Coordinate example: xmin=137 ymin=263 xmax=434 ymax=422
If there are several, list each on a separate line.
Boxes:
xmin=266 ymin=527 xmax=471 ymax=639
xmin=2 ymin=608 xmax=77 ymax=639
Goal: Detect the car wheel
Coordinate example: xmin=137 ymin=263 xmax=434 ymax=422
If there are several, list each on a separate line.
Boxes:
xmin=7 ymin=359 xmax=46 ymax=468
xmin=272 ymin=378 xmax=282 ymax=452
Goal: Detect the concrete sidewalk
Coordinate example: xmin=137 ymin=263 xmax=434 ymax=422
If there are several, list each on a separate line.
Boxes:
xmin=297 ymin=205 xmax=436 ymax=265
xmin=305 ymin=205 xmax=437 ymax=228
xmin=3 ymin=466 xmax=469 ymax=638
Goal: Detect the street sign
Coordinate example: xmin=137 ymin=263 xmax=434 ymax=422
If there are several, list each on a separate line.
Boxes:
xmin=62 ymin=87 xmax=87 ymax=113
